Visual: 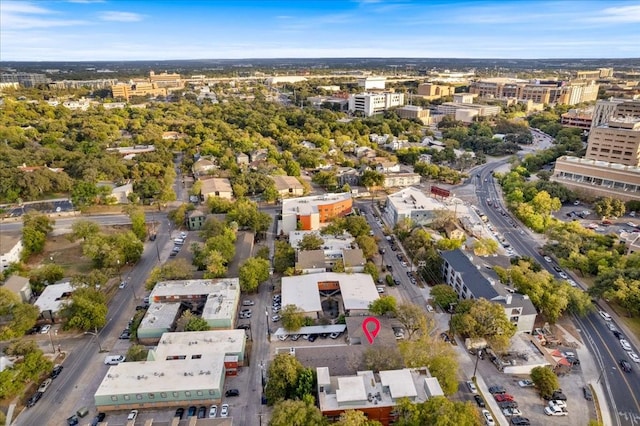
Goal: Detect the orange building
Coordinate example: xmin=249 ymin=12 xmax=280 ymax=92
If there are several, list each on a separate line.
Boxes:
xmin=281 ymin=193 xmax=353 ymax=233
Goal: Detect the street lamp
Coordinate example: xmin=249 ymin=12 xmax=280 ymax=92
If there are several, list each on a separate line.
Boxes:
xmin=116 ymin=260 xmax=123 ymax=284
xmin=265 ymin=309 xmax=270 ymax=341
xmin=84 ymin=327 xmax=103 ymax=352
xmin=472 ymin=348 xmax=483 ymax=380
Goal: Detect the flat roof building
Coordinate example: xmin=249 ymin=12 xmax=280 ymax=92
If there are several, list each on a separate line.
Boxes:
xmin=3 ymin=275 xmax=32 ymax=303
xmin=384 ymin=187 xmax=446 ymax=225
xmin=348 ymin=93 xmax=404 ymax=117
xmin=281 ymin=272 xmax=379 ymax=317
xmin=281 ymin=193 xmax=353 ymax=233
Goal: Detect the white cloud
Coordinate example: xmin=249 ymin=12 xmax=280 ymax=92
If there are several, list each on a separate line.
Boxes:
xmin=67 ymin=0 xmax=105 ymax=3
xmin=0 ymin=1 xmax=52 ymax=14
xmin=585 ymin=4 xmax=640 ymax=23
xmin=99 ymin=11 xmax=144 ymax=22
xmin=0 ymin=1 xmax=87 ymax=29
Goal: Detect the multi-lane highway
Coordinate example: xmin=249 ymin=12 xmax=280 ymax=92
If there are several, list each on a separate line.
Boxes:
xmin=475 ymin=161 xmax=640 ymax=426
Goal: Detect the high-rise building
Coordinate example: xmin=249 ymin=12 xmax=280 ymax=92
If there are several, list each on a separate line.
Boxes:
xmin=348 ymin=93 xmax=404 ymax=117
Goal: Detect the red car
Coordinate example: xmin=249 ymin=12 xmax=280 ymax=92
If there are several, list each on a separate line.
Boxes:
xmin=495 ymin=394 xmax=515 ymax=402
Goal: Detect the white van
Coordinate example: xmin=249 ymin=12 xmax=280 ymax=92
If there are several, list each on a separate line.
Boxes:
xmin=104 ymin=355 xmax=126 ymax=365
xmin=174 ymin=238 xmax=185 ymax=246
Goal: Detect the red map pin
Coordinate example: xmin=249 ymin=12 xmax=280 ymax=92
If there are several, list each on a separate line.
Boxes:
xmin=362 ymin=317 xmax=381 ymax=344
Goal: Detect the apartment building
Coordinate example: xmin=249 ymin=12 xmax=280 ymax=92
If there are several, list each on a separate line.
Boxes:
xmin=348 ymin=93 xmax=404 ymax=117
xmin=271 ymin=175 xmax=305 ymax=198
xmin=469 ymin=78 xmax=599 ymax=105
xmin=280 ymin=193 xmax=353 ymax=233
xmin=576 ymin=68 xmax=614 ymax=80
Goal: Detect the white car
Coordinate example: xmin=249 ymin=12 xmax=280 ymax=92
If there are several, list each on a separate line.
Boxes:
xmin=599 ymin=310 xmax=612 ymax=321
xmin=502 ymin=407 xmax=522 ymax=416
xmin=127 ymin=410 xmax=139 ymax=421
xmin=272 ymin=315 xmax=281 ymax=322
xmin=466 ymin=381 xmax=477 ymax=394
xmin=119 ymin=281 xmax=127 ymax=289
xmin=544 ymin=405 xmax=568 ymax=416
xmin=482 ymin=409 xmax=495 ymax=425
xmin=620 ymin=339 xmax=633 ymax=351
xmin=208 ymin=405 xmax=217 ymax=418
xmin=518 ymin=380 xmax=534 ymax=388
xmin=220 ymin=404 xmax=229 ymax=417
xmin=549 ymin=400 xmax=567 ymax=409
xmin=278 ymin=334 xmax=288 ymax=341
xmin=628 ymin=352 xmax=640 ymax=363
xmin=377 ymin=287 xmax=385 ymax=293
xmin=40 ymin=324 xmax=51 ymax=334
xmin=544 ymin=256 xmax=552 ymax=263
xmin=559 ymin=272 xmax=568 ymax=279
xmin=426 ymin=304 xmax=434 ymax=313
xmin=566 ymin=279 xmax=578 ymax=287
xmin=607 ymin=322 xmax=618 ymax=332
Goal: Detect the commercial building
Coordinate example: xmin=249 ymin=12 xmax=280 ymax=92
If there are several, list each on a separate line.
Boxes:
xmin=272 ymin=175 xmax=305 ymax=198
xmin=436 ymin=102 xmax=502 ymax=122
xmin=48 ymin=79 xmax=117 ymax=90
xmin=0 ymin=233 xmax=23 ymax=271
xmin=1 ymin=72 xmax=48 ymax=87
xmin=111 ymin=82 xmax=167 ymax=100
xmin=199 ymin=177 xmax=233 ymax=200
xmin=561 ymin=108 xmax=593 ymax=130
xmin=357 ymin=76 xmax=386 ymax=91
xmin=384 ymin=187 xmax=446 ymax=226
xmin=294 ymin=248 xmax=366 ymax=274
xmin=395 ymin=105 xmax=431 ymax=124
xmin=280 ymin=193 xmax=353 ymax=233
xmin=317 ymin=367 xmax=437 ymax=425
xmin=94 ymin=330 xmax=245 ymax=411
xmin=440 ymin=249 xmax=537 ymax=333
xmin=576 ymin=68 xmax=614 ymax=80
xmin=585 ymin=118 xmax=640 ymax=166
xmin=417 ymin=83 xmax=455 ymax=100
xmin=139 ymin=279 xmax=241 ymax=343
xmin=469 ymin=78 xmax=599 ymax=105
xmin=348 ymin=93 xmax=404 ymax=117
xmin=281 ymin=272 xmax=379 ymax=317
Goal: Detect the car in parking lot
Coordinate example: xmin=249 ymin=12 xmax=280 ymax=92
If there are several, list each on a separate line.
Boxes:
xmin=272 ymin=314 xmax=281 ymax=322
xmin=90 ymin=412 xmax=106 ymax=426
xmin=376 ymin=287 xmax=385 ymax=293
xmin=583 ymin=386 xmax=593 ymax=400
xmin=127 ymin=410 xmax=138 ymax=421
xmin=498 ymin=401 xmax=518 ymax=410
xmin=473 ymin=395 xmax=486 ymax=407
xmin=208 ymin=405 xmax=217 ymax=418
xmin=308 ymin=334 xmax=318 ymax=342
xmin=495 ymin=393 xmax=515 ymax=402
xmin=544 ymin=390 xmax=567 ymax=401
xmin=197 ymin=406 xmax=206 ymax=418
xmin=220 ymin=404 xmax=229 ymax=417
xmin=187 ymin=406 xmax=197 ymax=417
xmin=620 ymin=359 xmax=633 ymax=373
xmin=174 ymin=407 xmax=185 ymax=419
xmin=544 ymin=405 xmax=568 ymax=416
xmin=517 ymin=380 xmax=534 ymax=387
xmin=502 ymin=407 xmax=522 ymax=416
xmin=489 ymin=385 xmax=506 ymax=394
xmin=511 ymin=416 xmax=531 ymax=426
xmin=481 ymin=409 xmax=495 ymax=425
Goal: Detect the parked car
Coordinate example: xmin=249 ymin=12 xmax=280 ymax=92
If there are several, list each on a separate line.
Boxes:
xmin=473 ymin=395 xmax=486 ymax=407
xmin=90 ymin=413 xmax=106 ymax=426
xmin=583 ymin=386 xmax=593 ymax=401
xmin=544 ymin=405 xmax=568 ymax=416
xmin=620 ymin=339 xmax=633 ymax=351
xmin=272 ymin=315 xmax=281 ymax=322
xmin=308 ymin=334 xmax=318 ymax=342
xmin=197 ymin=406 xmax=207 ymax=418
xmin=511 ymin=416 xmax=531 ymax=426
xmin=242 ymin=300 xmax=255 ymax=306
xmin=495 ymin=394 xmax=515 ymax=402
xmin=488 ymin=385 xmax=506 ymax=394
xmin=225 ymin=389 xmax=240 ymax=397
xmin=27 ymin=392 xmax=43 ymax=408
xmin=481 ymin=409 xmax=495 ymax=425
xmin=466 ymin=381 xmax=477 ymax=394
xmin=38 ymin=378 xmax=52 ymax=393
xmin=620 ymin=359 xmax=632 ymax=373
xmin=498 ymin=401 xmax=518 ymax=409
xmin=187 ymin=406 xmax=197 ymax=417
xmin=329 ymin=332 xmax=342 ymax=339
xmin=119 ymin=329 xmax=131 ymax=339
xmin=118 ymin=281 xmax=127 ymax=289
xmin=220 ymin=404 xmax=229 ymax=417
xmin=127 ymin=410 xmax=138 ymax=421
xmin=208 ymin=405 xmax=217 ymax=418
xmin=50 ymin=364 xmax=64 ymax=379
xmin=517 ymin=380 xmax=534 ymax=387
xmin=502 ymin=408 xmax=522 ymax=416
xmin=628 ymin=352 xmax=640 ymax=363
xmin=599 ymin=310 xmax=612 ymax=321
xmin=40 ymin=324 xmax=51 ymax=334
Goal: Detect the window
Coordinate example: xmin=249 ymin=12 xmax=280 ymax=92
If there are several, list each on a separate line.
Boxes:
xmin=111 ymin=396 xmax=118 ymax=401
xmin=173 ymin=392 xmax=179 ymax=397
xmin=148 ymin=393 xmax=155 ymax=399
xmin=124 ymin=395 xmax=130 ymax=401
xmin=136 ymin=394 xmax=143 ymax=400
xmin=185 ymin=391 xmax=191 ymax=397
xmin=209 ymin=390 xmax=216 ymax=395
xmin=160 ymin=392 xmax=167 ymax=398
xmin=197 ymin=390 xmax=203 ymax=396
xmin=191 ymin=354 xmax=202 ymax=359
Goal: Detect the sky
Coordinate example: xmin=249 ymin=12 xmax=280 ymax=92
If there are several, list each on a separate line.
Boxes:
xmin=1 ymin=0 xmax=640 ymax=61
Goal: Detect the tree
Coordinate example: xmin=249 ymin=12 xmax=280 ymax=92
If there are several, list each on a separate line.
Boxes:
xmin=451 ymin=298 xmax=516 ymax=352
xmin=395 ymin=303 xmax=431 ymax=340
xmin=126 ymin=344 xmax=149 ymax=362
xmin=360 ymin=169 xmax=384 ymax=188
xmin=146 ymin=259 xmax=193 ymax=290
xmin=472 ymin=237 xmax=499 ymax=256
xmin=530 ymin=366 xmax=560 ymax=399
xmin=269 ymin=397 xmax=327 ymax=426
xmin=362 ymin=346 xmax=405 ymax=371
xmin=22 ymin=212 xmax=54 ymax=259
xmin=355 ymin=235 xmax=378 ymax=260
xmin=203 ymin=250 xmax=228 ymax=278
xmin=345 ymin=216 xmax=371 ymax=237
xmin=334 ymin=410 xmax=383 ymax=426
xmin=71 ymin=180 xmax=98 ymax=206
xmin=298 ymin=233 xmax=323 ymax=251
xmin=126 ymin=205 xmax=147 ymax=241
xmin=593 ymin=197 xmax=625 ymax=219
xmin=185 ymin=316 xmax=210 ymax=332
xmin=69 ymin=219 xmax=100 ymax=241
xmin=274 ymin=241 xmax=295 ymax=273
xmin=394 ymin=396 xmax=479 ymax=426
xmin=265 ymin=354 xmax=314 ymax=405
xmin=0 ymin=288 xmax=39 ymax=340
xmin=430 ymin=285 xmax=459 ymax=310
xmin=239 ymin=257 xmax=270 ymax=292
xmin=62 ymin=287 xmax=108 ymax=331
xmin=281 ymin=304 xmax=305 ymax=332
xmin=368 ymin=296 xmax=397 ymax=316
xmin=363 ymin=261 xmax=379 ymax=281
xmin=29 ymin=263 xmax=64 ymax=294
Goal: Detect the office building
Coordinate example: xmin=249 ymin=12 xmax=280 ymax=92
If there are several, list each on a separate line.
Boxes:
xmin=348 ymin=93 xmax=404 ymax=117
xmin=396 ymin=105 xmax=431 ymax=124
xmin=417 ymin=83 xmax=455 ymax=100
xmin=585 ymin=118 xmax=640 ymax=166
xmin=561 ymin=108 xmax=593 ymax=130
xmin=111 ymin=82 xmax=167 ymax=100
xmin=1 ymin=72 xmax=48 ymax=87
xmin=357 ymin=76 xmax=386 ymax=90
xmin=469 ymin=78 xmax=599 ymax=105
xmin=280 ymin=193 xmax=352 ymax=233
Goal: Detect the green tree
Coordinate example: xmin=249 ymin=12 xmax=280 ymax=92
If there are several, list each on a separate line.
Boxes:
xmin=203 ymin=250 xmax=228 ymax=278
xmin=345 ymin=215 xmax=371 ymax=237
xmin=69 ymin=219 xmax=100 ymax=241
xmin=430 ymin=284 xmax=459 ymax=309
xmin=239 ymin=257 xmax=270 ymax=292
xmin=355 ymin=235 xmax=378 ymax=260
xmin=436 ymin=238 xmax=464 ymax=251
xmin=274 ymin=241 xmax=295 ymax=273
xmin=298 ymin=233 xmax=324 ymax=251
xmin=21 ymin=212 xmax=54 ymax=259
xmin=395 ymin=303 xmax=431 ymax=341
xmin=530 ymin=366 xmax=560 ymax=399
xmin=472 ymin=238 xmax=499 ymax=256
xmin=451 ymin=298 xmax=516 ymax=352
xmin=29 ymin=263 xmax=64 ymax=294
xmin=205 ymin=234 xmax=236 ymax=263
xmin=269 ymin=397 xmax=327 ymax=426
xmin=360 ymin=169 xmax=384 ymax=188
xmin=126 ymin=205 xmax=147 ymax=241
xmin=281 ymin=304 xmax=305 ymax=332
xmin=368 ymin=296 xmax=397 ymax=316
xmin=71 ymin=180 xmax=98 ymax=206
xmin=334 ymin=410 xmax=383 ymax=426
xmin=185 ymin=316 xmax=211 ymax=331
xmin=394 ymin=396 xmax=480 ymax=426
xmin=363 ymin=261 xmax=379 ymax=281
xmin=0 ymin=288 xmax=39 ymax=340
xmin=62 ymin=287 xmax=108 ymax=331
xmin=126 ymin=344 xmax=149 ymax=362
xmin=265 ymin=354 xmax=314 ymax=405
xmin=145 ymin=258 xmax=193 ymax=290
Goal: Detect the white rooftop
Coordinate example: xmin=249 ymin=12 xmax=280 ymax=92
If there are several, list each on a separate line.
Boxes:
xmin=282 ymin=193 xmax=352 ymax=217
xmin=387 ymin=187 xmax=446 ymax=214
xmin=150 ymin=278 xmax=240 ymax=300
xmin=94 ymin=356 xmax=225 ymax=397
xmin=289 ymin=230 xmax=354 ymax=251
xmin=34 ymin=281 xmax=74 ymax=313
xmin=336 ymin=376 xmax=368 ymax=404
xmin=281 ymin=272 xmax=379 ymax=313
xmin=138 ymin=303 xmax=181 ymax=331
xmin=379 ymin=369 xmax=418 ymax=399
xmin=153 ymin=330 xmax=245 ymax=360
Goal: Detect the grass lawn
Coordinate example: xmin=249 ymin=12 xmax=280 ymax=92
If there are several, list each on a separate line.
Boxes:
xmin=31 ymin=236 xmax=92 ymax=275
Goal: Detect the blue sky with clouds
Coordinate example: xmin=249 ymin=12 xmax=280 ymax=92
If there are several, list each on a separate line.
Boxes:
xmin=1 ymin=0 xmax=639 ymax=61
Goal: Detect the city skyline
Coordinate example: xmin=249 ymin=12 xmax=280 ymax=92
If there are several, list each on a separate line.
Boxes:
xmin=1 ymin=0 xmax=640 ymax=62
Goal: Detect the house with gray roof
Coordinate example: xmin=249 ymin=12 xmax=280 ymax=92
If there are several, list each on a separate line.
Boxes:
xmin=440 ymin=249 xmax=537 ymax=333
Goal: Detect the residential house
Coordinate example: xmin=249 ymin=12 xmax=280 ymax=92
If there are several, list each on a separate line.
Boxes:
xmin=376 ymin=161 xmax=401 ymax=174
xmin=272 ymin=175 xmax=305 ymax=198
xmin=336 ymin=167 xmax=360 ymax=187
xmin=301 ymin=140 xmax=317 ymax=150
xmin=110 ymin=183 xmax=133 ymax=204
xmin=187 ymin=208 xmax=208 ymax=231
xmin=3 ymin=275 xmax=32 ymax=303
xmin=199 ymin=178 xmax=233 ymax=201
xmin=34 ymin=281 xmax=75 ymax=321
xmin=249 ymin=149 xmax=268 ymax=163
xmin=440 ymin=249 xmax=537 ymax=333
xmin=383 ymin=172 xmax=421 ymax=188
xmin=355 ymin=146 xmax=377 ymax=159
xmin=236 ymin=153 xmax=249 ymax=166
xmin=0 ymin=233 xmax=23 ymax=271
xmin=192 ymin=158 xmax=217 ymax=176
